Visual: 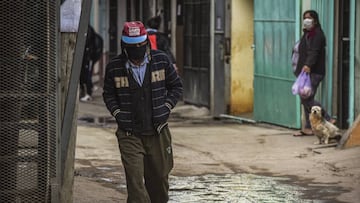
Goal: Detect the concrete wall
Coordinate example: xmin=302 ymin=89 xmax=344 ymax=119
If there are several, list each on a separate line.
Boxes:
xmin=230 ymin=0 xmax=254 ymax=115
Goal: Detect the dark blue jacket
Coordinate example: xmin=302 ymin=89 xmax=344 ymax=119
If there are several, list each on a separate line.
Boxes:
xmin=102 ymin=50 xmax=183 ymax=131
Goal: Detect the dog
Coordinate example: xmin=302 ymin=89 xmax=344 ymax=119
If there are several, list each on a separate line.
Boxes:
xmin=309 ymin=106 xmax=340 ymax=145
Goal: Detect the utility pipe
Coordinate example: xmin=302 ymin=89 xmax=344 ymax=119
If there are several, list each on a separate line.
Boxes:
xmin=348 ymin=0 xmax=355 ymax=126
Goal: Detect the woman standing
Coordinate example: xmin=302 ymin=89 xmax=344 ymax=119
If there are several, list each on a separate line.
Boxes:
xmin=293 ymin=10 xmax=335 ymax=136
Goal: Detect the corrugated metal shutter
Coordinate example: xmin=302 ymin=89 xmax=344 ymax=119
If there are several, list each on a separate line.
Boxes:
xmin=183 ymin=0 xmax=211 ymax=107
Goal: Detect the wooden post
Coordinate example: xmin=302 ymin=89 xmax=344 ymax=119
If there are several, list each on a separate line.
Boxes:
xmin=59 ymin=1 xmax=92 ymax=201
xmin=338 ymin=115 xmax=360 ymax=149
xmin=59 ymin=33 xmax=78 ymax=203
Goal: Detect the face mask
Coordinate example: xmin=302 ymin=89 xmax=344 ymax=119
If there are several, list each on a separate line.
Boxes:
xmin=125 ymin=44 xmax=147 ymax=62
xmin=303 ymin=18 xmax=313 ymax=30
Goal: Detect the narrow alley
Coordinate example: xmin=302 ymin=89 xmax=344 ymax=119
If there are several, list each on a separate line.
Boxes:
xmin=73 ymin=89 xmax=360 ymax=203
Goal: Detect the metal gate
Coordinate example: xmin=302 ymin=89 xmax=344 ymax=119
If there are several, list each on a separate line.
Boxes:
xmin=183 ymin=0 xmax=211 ymax=106
xmin=0 ymin=1 xmax=58 ymax=202
xmin=253 ymin=0 xmax=300 ymax=128
xmin=310 ymin=0 xmax=335 ymax=119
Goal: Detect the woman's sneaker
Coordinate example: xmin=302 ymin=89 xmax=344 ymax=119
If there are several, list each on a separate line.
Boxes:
xmin=80 ymin=94 xmax=92 ymax=102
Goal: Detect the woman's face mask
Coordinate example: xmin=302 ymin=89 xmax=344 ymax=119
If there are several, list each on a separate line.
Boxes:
xmin=303 ymin=18 xmax=314 ymax=30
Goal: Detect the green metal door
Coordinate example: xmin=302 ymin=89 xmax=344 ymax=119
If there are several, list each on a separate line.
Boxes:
xmin=253 ymin=0 xmax=301 ymax=128
xmin=310 ymin=0 xmax=335 ymax=119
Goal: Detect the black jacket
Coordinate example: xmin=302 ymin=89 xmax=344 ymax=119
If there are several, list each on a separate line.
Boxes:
xmin=295 ymin=26 xmax=326 ymax=77
xmin=102 ymin=50 xmax=183 ymax=131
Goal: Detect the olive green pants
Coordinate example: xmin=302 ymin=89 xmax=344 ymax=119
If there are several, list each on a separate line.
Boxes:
xmin=116 ymin=125 xmax=173 ymax=203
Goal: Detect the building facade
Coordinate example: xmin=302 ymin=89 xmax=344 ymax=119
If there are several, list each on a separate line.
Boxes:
xmin=93 ymin=0 xmax=359 ymax=130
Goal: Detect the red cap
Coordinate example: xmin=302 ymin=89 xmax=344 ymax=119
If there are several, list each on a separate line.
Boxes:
xmin=121 ymin=21 xmax=147 ymax=44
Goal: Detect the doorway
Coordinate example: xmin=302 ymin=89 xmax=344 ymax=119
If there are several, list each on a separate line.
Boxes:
xmin=182 ymin=0 xmax=211 ymax=107
xmin=337 ymin=0 xmax=350 ymax=129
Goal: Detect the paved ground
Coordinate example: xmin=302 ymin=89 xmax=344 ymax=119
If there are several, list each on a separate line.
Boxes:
xmin=73 ymin=88 xmax=360 ymax=203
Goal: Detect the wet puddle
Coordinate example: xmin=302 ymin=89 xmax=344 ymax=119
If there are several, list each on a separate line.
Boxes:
xmin=75 ymin=116 xmax=348 ymax=203
xmin=169 ymin=174 xmax=345 ymax=203
xmin=76 ymin=164 xmax=347 ymax=202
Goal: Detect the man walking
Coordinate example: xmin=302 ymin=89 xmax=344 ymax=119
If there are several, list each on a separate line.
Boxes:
xmin=102 ymin=21 xmax=183 ymax=203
